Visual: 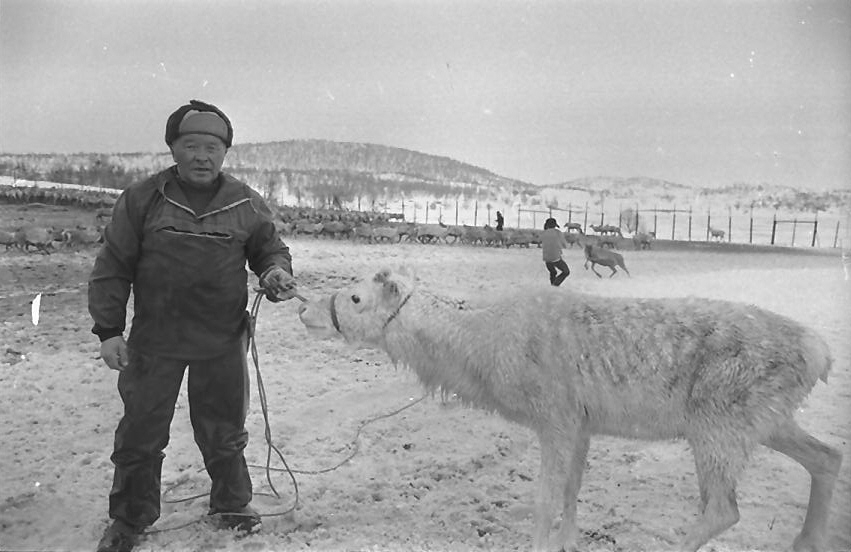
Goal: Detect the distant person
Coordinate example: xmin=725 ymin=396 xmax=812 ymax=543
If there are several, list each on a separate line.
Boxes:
xmin=541 ymin=217 xmax=570 ymax=286
xmin=495 ymin=211 xmax=504 ymax=231
xmin=89 ymin=100 xmax=298 ymax=552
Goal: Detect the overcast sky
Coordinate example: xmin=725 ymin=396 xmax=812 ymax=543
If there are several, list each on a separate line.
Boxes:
xmin=1 ymin=0 xmax=849 ymax=190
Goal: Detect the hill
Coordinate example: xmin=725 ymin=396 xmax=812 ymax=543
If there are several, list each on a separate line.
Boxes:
xmin=228 ymin=140 xmax=532 ymax=188
xmin=540 ymin=176 xmax=850 ymax=214
xmin=1 ymin=141 xmax=848 ymax=216
xmin=0 ymin=140 xmax=540 ymax=209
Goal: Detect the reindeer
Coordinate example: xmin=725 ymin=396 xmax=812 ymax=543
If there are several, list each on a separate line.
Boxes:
xmin=583 ymin=241 xmax=630 ymax=278
xmin=564 ymin=222 xmax=584 ymax=234
xmin=298 ymin=268 xmax=842 ymax=552
xmin=633 ymin=231 xmax=655 ymax=250
xmin=590 ymin=224 xmax=622 ymax=237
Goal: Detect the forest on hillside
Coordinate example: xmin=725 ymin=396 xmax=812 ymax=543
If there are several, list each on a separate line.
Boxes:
xmin=0 ymin=141 xmax=539 ymax=208
xmin=0 ymin=140 xmax=848 ymax=214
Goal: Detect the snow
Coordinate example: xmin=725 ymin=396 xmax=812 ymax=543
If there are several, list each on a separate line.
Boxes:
xmin=1 ymin=217 xmax=849 ymax=552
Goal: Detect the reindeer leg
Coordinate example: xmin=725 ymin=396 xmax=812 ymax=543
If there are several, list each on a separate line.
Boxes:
xmin=534 ymin=435 xmax=560 ymax=551
xmin=762 ymin=419 xmax=842 ymax=552
xmin=553 ymin=427 xmax=591 ymax=552
xmin=679 ymin=431 xmax=746 ymax=551
xmin=591 ymin=264 xmax=603 ymax=279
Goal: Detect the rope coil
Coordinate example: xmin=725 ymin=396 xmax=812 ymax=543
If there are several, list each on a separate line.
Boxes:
xmin=151 ymin=289 xmax=426 ymax=536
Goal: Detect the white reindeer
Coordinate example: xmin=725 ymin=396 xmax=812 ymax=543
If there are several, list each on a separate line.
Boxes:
xmin=298 ymin=268 xmax=842 ymax=552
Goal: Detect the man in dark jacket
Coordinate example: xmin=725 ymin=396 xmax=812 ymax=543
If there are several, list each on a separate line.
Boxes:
xmin=91 ymin=100 xmax=296 ymax=552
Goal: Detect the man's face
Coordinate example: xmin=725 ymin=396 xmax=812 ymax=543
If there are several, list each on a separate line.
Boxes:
xmin=170 ymin=134 xmax=227 ymax=187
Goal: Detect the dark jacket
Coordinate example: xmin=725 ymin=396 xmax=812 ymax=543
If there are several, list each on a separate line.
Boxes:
xmin=88 ymin=166 xmax=292 ymax=359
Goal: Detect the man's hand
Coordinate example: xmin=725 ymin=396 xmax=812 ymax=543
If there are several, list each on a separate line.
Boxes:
xmin=101 ymin=335 xmax=128 ymax=371
xmin=260 ymin=266 xmax=298 ymax=302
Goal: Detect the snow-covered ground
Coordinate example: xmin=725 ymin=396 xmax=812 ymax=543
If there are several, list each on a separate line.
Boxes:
xmin=1 ymin=205 xmax=849 ymax=552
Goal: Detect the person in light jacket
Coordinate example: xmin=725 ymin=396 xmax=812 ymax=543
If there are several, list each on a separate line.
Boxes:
xmin=541 ymin=217 xmax=570 ymax=286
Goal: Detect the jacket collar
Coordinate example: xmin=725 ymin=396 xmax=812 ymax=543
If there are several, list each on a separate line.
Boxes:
xmin=158 ymin=166 xmax=251 ymax=218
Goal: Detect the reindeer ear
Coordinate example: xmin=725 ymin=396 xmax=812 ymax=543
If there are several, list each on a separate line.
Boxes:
xmin=373 ymin=268 xmax=392 ymax=283
xmin=382 ymin=279 xmax=401 ymax=298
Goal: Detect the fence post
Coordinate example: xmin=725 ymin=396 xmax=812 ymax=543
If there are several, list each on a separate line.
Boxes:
xmin=706 ymin=209 xmax=711 ymax=241
xmin=583 ymin=202 xmax=589 ymax=233
xmin=634 ymin=205 xmax=639 ymax=232
xmin=834 ymin=220 xmax=840 ymax=248
xmin=455 ymin=200 xmax=459 ymax=226
xmin=688 ymin=206 xmax=692 ymax=241
xmin=517 ymin=205 xmax=521 ymax=229
xmin=749 ymin=203 xmax=754 ymax=244
xmin=473 ymin=200 xmax=478 ymax=226
xmin=672 ymin=205 xmax=677 ymax=240
xmin=771 ymin=212 xmax=777 ymax=245
xmin=812 ymin=211 xmax=818 ymax=247
xmin=727 ymin=207 xmax=732 ymax=243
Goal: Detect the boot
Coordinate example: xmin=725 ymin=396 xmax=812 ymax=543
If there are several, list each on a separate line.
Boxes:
xmin=208 ymin=504 xmax=262 ymax=534
xmin=96 ymin=519 xmax=143 ymax=552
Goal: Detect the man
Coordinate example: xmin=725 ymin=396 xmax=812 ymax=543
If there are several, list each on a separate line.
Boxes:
xmin=90 ymin=100 xmax=296 ymax=552
xmin=495 ymin=210 xmax=504 ymax=231
xmin=541 ymin=217 xmax=570 ymax=286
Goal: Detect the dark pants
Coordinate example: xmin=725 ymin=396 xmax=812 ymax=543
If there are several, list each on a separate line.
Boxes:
xmin=545 ymin=259 xmax=570 ymax=286
xmin=107 ymin=333 xmax=252 ymax=528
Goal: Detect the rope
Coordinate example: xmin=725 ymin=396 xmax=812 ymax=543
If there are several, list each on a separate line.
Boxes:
xmin=150 ymin=289 xmax=427 ymax=536
xmin=246 ymin=290 xmax=300 ymax=515
xmin=259 ymin=393 xmax=426 ymax=476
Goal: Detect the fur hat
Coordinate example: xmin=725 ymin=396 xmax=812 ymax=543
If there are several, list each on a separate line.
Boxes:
xmin=165 ymin=100 xmax=233 ymax=148
xmin=544 ymin=217 xmax=560 ymax=229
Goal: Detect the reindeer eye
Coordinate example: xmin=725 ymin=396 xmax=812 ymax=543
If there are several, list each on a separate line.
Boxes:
xmin=351 ymin=295 xmax=360 ymax=304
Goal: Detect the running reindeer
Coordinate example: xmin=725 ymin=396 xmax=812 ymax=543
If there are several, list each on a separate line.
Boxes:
xmin=583 ymin=240 xmax=630 ymax=278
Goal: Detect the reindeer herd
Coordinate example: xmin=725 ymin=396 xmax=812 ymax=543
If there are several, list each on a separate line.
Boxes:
xmin=272 ymin=208 xmax=657 ymax=278
xmin=276 ymin=208 xmax=655 ymax=251
xmin=0 ymin=224 xmax=104 ymax=254
xmin=1 ymin=190 xmax=655 ymax=277
xmin=0 ymin=183 xmax=117 ymax=210
xmin=0 ymin=201 xmax=650 ymax=281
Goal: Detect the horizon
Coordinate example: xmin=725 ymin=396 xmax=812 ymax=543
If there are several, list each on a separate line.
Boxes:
xmin=1 ymin=0 xmax=850 ymax=191
xmin=2 ymin=138 xmax=851 ymax=193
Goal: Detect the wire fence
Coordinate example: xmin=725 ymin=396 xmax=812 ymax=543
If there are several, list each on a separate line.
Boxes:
xmin=392 ymin=198 xmax=847 ymax=249
xmin=3 ymin=176 xmax=847 ymax=249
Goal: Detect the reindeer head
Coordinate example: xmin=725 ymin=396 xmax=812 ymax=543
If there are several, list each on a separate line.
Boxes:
xmin=299 ymin=267 xmax=416 ymax=346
